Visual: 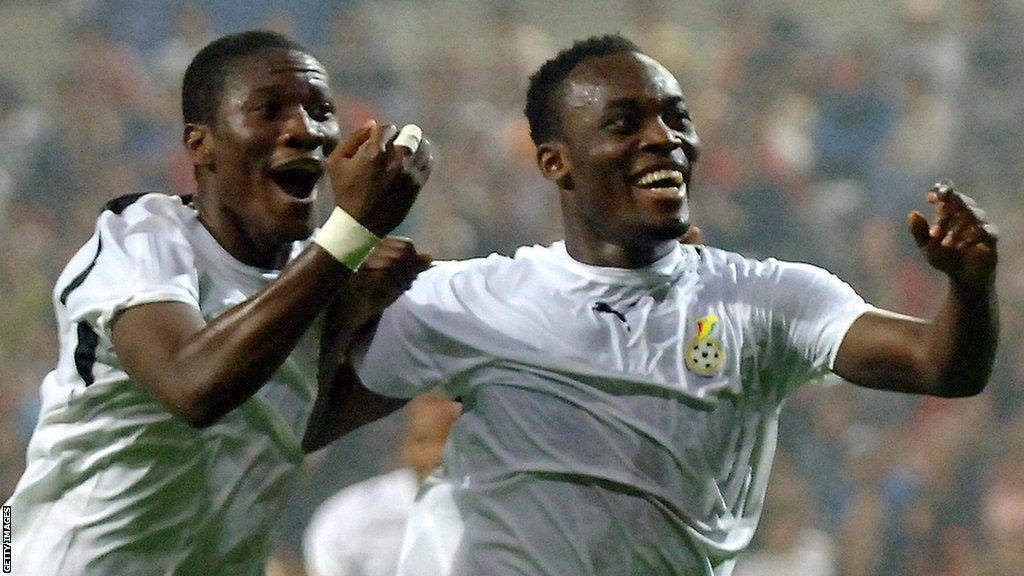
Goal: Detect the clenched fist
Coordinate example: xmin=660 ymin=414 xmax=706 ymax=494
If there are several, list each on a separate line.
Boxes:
xmin=343 ymin=237 xmax=432 ymax=326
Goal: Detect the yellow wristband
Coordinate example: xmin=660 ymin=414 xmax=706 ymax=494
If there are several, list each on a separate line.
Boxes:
xmin=312 ymin=207 xmax=380 ymax=270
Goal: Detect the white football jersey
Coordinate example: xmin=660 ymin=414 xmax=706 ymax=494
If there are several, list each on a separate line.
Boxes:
xmin=302 ymin=468 xmax=419 ymax=576
xmin=5 ymin=193 xmax=319 ymax=576
xmin=352 ymin=241 xmax=872 ymax=576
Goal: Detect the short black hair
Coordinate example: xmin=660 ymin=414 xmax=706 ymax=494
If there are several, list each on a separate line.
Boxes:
xmin=524 ymin=34 xmax=642 ymax=145
xmin=182 ymin=30 xmax=309 ymax=126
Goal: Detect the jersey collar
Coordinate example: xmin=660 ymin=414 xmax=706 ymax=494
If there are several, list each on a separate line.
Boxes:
xmin=551 ymin=241 xmax=696 ymax=286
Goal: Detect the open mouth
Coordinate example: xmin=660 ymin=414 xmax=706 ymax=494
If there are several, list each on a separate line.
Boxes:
xmin=632 ymin=168 xmax=687 ymax=198
xmin=267 ymin=158 xmax=324 ymax=201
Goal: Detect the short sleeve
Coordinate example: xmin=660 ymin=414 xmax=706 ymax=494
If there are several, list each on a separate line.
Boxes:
xmin=62 ymin=202 xmax=200 ymax=337
xmin=750 ymin=259 xmax=874 ymax=394
xmin=350 ymin=262 xmax=483 ymax=399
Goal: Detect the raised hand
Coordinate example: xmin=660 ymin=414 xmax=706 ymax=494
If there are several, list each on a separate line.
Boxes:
xmin=342 ymin=236 xmax=433 ymax=326
xmin=326 ymin=120 xmax=435 ymax=237
xmin=908 ymin=180 xmax=999 ymax=291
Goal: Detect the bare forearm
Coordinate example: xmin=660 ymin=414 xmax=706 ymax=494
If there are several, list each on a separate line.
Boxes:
xmin=302 ymin=237 xmax=430 ymax=450
xmin=177 ymin=248 xmax=349 ymax=422
xmin=923 ymin=280 xmax=998 ymax=396
xmin=837 ymin=183 xmax=1000 ymax=398
xmin=835 ymin=283 xmax=998 ymax=397
xmin=114 ymin=246 xmax=350 ymax=426
xmin=303 ymin=360 xmax=407 ymax=452
xmin=304 ymin=313 xmax=406 ymax=452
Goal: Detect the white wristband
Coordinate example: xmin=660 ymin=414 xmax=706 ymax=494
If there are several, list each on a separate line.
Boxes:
xmin=313 ymin=207 xmax=380 ymax=269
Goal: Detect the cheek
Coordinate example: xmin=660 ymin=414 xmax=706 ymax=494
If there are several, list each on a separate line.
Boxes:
xmin=321 ymin=122 xmax=342 ymax=156
xmin=577 ymin=140 xmax=630 ymax=181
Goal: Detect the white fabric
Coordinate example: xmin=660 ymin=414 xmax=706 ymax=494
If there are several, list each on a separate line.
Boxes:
xmin=302 ymin=468 xmax=419 ymax=576
xmin=5 ymin=193 xmax=319 ymax=576
xmin=731 ymin=529 xmax=837 ymax=576
xmin=352 ymin=241 xmax=872 ymax=576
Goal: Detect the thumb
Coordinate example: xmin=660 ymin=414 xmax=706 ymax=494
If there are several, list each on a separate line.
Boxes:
xmin=908 ymin=211 xmax=930 ymax=248
xmin=679 ymin=225 xmax=704 ymax=245
xmin=334 ymin=119 xmax=376 ymax=159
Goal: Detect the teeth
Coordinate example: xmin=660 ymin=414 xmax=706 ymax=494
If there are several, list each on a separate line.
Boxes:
xmin=636 ymin=169 xmax=684 ymax=187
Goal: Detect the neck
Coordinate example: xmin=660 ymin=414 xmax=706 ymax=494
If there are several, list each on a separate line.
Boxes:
xmin=193 ymin=192 xmax=290 ymax=269
xmin=563 ymin=227 xmax=677 ymax=268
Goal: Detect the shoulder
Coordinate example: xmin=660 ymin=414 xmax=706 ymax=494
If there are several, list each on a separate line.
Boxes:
xmin=402 ymin=245 xmax=550 ymax=306
xmin=94 ymin=193 xmax=195 ymax=244
xmin=694 ymin=245 xmax=837 ymax=285
xmin=56 ymin=193 xmax=201 ymax=317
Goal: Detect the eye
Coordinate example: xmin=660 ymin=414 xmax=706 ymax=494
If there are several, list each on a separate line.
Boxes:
xmin=666 ymin=108 xmax=694 ymax=131
xmin=307 ymin=100 xmax=335 ymax=122
xmin=256 ymin=99 xmax=283 ymax=120
xmin=603 ymin=113 xmax=638 ymax=134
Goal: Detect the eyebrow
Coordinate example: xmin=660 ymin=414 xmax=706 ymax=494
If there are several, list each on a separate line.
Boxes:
xmin=247 ymin=81 xmax=332 ymax=98
xmin=604 ymin=95 xmax=688 ymax=109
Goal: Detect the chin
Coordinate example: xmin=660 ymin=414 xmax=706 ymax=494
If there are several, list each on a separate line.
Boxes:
xmin=646 ymin=219 xmax=689 ymax=241
xmin=268 ymin=217 xmax=316 ymax=245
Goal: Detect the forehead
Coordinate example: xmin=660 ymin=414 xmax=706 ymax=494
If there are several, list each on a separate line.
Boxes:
xmin=562 ymin=52 xmax=682 ymax=112
xmin=225 ymin=48 xmax=330 ymax=96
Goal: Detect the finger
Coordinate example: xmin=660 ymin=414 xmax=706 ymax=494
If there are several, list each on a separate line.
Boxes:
xmin=679 ymin=225 xmax=703 ymax=245
xmin=934 ymin=179 xmax=954 ymax=198
xmin=374 ymin=237 xmax=424 ymax=277
xmin=944 ymin=208 xmax=994 ymax=248
xmin=360 ymin=237 xmax=410 ymax=268
xmin=939 ymin=200 xmax=989 ymax=245
xmin=411 ymin=137 xmax=434 ymax=172
xmin=333 ymin=120 xmax=376 ymax=159
xmin=372 ymin=123 xmax=399 ymax=153
xmin=409 ymin=137 xmax=435 ymax=186
xmin=955 ymin=222 xmax=1000 ymax=251
xmin=933 ymin=187 xmax=960 ymax=228
xmin=943 ymin=221 xmax=968 ymax=248
xmin=953 ymin=225 xmax=989 ymax=250
xmin=394 ymin=124 xmax=423 ymax=156
xmin=908 ymin=210 xmax=931 ymax=248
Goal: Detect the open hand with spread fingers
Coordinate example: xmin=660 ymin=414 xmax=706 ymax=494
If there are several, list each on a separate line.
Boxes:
xmin=908 ymin=180 xmax=998 ymax=291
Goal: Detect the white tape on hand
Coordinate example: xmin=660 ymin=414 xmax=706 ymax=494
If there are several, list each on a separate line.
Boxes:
xmin=313 ymin=207 xmax=380 ymax=270
xmin=394 ymin=124 xmax=422 ymax=154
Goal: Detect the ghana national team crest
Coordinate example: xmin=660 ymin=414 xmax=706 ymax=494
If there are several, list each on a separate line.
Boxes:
xmin=685 ymin=313 xmax=726 ymax=377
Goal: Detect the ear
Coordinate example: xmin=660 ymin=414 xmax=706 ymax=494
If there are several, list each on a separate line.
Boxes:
xmin=183 ymin=123 xmax=214 ymax=168
xmin=536 ymin=141 xmax=572 ymax=189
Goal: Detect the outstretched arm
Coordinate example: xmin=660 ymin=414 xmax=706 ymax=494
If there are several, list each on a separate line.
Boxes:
xmin=833 ymin=181 xmax=999 ymax=397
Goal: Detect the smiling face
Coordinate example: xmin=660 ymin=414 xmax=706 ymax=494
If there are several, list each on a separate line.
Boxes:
xmin=187 ymin=47 xmax=341 ymax=267
xmin=539 ymin=51 xmax=700 ymax=265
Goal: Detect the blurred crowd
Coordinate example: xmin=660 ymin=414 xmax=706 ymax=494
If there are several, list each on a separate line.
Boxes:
xmin=1 ymin=0 xmax=1022 ymax=575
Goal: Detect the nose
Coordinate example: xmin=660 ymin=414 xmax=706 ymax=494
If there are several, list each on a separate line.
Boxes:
xmin=640 ymin=117 xmax=700 ymax=161
xmin=279 ymin=107 xmax=326 ymax=151
xmin=639 ymin=117 xmax=683 ymax=152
